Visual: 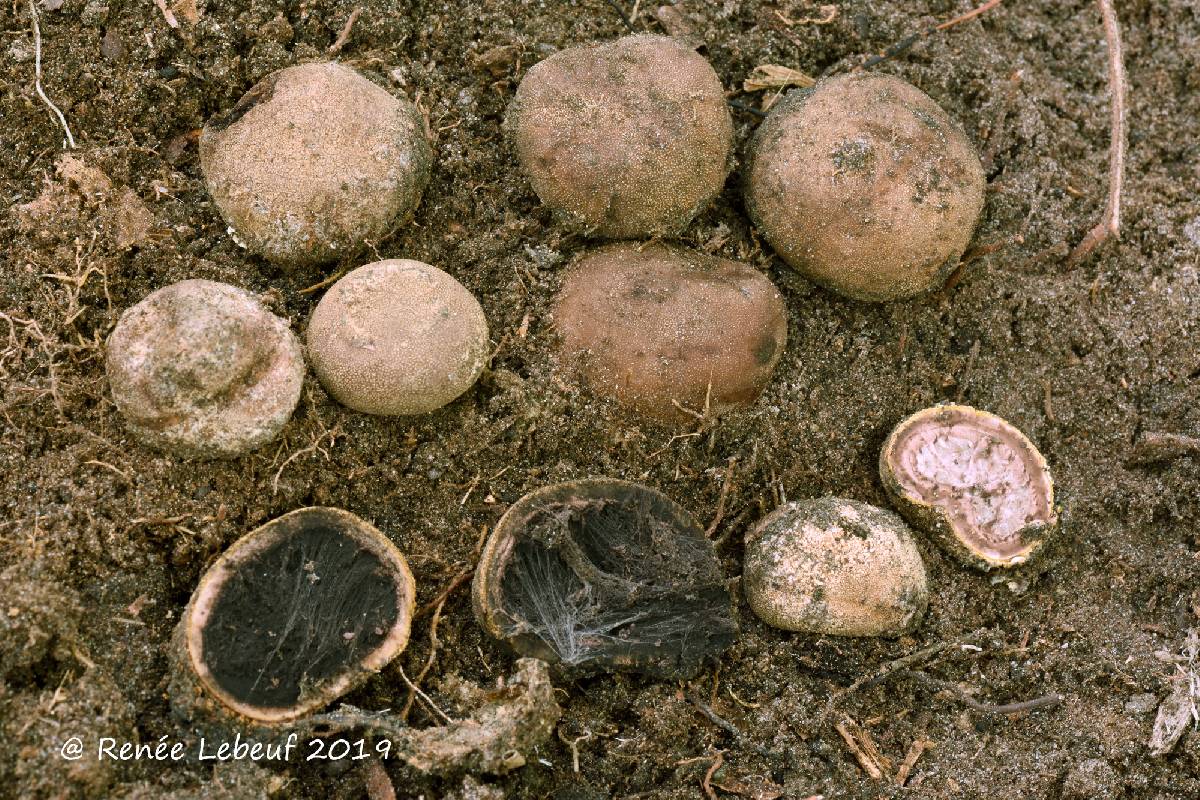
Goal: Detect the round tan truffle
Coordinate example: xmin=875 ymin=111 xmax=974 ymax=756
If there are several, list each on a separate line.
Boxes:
xmin=745 ymin=73 xmax=986 ymax=301
xmin=170 ymin=507 xmax=416 ymax=728
xmin=306 ymin=259 xmax=490 ymax=415
xmin=880 ymin=404 xmax=1059 ymax=571
xmin=553 ymin=243 xmax=787 ymax=421
xmin=508 ymin=34 xmax=733 ymax=238
xmin=106 ymin=279 xmax=304 ymax=458
xmin=200 ymin=62 xmax=431 ymax=266
xmin=744 ymin=498 xmax=929 ymax=637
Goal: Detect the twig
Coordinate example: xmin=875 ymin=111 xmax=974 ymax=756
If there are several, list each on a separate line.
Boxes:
xmin=362 ymin=758 xmax=396 ymax=800
xmin=327 ymin=8 xmax=362 ymax=55
xmin=702 ymin=750 xmax=724 ymax=800
xmin=859 ymin=0 xmax=1002 ymax=70
xmin=834 ymin=718 xmax=885 ymax=780
xmin=1066 ymin=0 xmax=1127 ymax=265
xmin=396 ymin=663 xmax=453 ymax=724
xmin=29 ymin=0 xmax=76 ymax=148
xmin=705 ymin=457 xmax=737 ymax=538
xmin=152 ymin=0 xmax=179 ymax=28
xmin=602 ymin=0 xmax=635 ymax=30
xmin=895 ymin=737 xmax=934 ymax=785
xmin=730 ymin=99 xmax=769 ymax=118
xmin=400 ymin=599 xmax=446 ymax=721
xmin=819 ymin=631 xmax=983 ymax=724
xmin=905 ymin=670 xmax=1063 ymax=715
xmin=414 ymin=566 xmax=474 ymax=619
xmin=687 ymin=692 xmax=774 ymax=758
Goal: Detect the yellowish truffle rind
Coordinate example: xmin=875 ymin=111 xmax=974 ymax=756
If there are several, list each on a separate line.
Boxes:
xmin=745 ymin=73 xmax=986 ymax=302
xmin=744 ymin=497 xmax=929 ymax=637
xmin=200 ymin=62 xmax=432 ymax=266
xmin=879 ymin=403 xmax=1061 ymax=572
xmin=507 ymin=34 xmax=733 ymax=238
xmin=306 ymin=259 xmax=490 ymax=416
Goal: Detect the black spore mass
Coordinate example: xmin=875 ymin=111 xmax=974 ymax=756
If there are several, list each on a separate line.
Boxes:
xmin=200 ymin=514 xmax=399 ymax=709
xmin=497 ymin=482 xmax=736 ymax=678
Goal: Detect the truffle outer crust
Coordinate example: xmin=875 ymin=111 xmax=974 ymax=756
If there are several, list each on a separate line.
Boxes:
xmin=745 ymin=73 xmax=986 ymax=302
xmin=553 ymin=243 xmax=788 ymax=421
xmin=306 ymin=259 xmax=490 ymax=415
xmin=105 ymin=279 xmax=304 ymax=458
xmin=744 ymin=497 xmax=929 ymax=637
xmin=200 ymin=62 xmax=432 ymax=266
xmin=879 ymin=403 xmax=1060 ymax=572
xmin=508 ymin=34 xmax=733 ymax=238
xmin=171 ymin=507 xmax=416 ymax=728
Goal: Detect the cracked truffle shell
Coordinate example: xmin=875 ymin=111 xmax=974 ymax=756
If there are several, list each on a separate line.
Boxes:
xmin=745 ymin=73 xmax=986 ymax=301
xmin=744 ymin=498 xmax=929 ymax=637
xmin=507 ymin=34 xmax=733 ymax=238
xmin=553 ymin=243 xmax=787 ymax=421
xmin=306 ymin=259 xmax=490 ymax=415
xmin=880 ymin=404 xmax=1059 ymax=571
xmin=105 ymin=279 xmax=304 ymax=458
xmin=200 ymin=62 xmax=431 ymax=266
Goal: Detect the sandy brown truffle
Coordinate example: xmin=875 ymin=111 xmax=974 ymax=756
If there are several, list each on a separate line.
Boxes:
xmin=306 ymin=259 xmax=490 ymax=415
xmin=744 ymin=498 xmax=929 ymax=636
xmin=200 ymin=62 xmax=431 ymax=266
xmin=472 ymin=478 xmax=737 ymax=678
xmin=106 ymin=279 xmax=304 ymax=458
xmin=880 ymin=404 xmax=1059 ymax=570
xmin=508 ymin=34 xmax=733 ymax=238
xmin=169 ymin=507 xmax=416 ymax=728
xmin=745 ymin=73 xmax=986 ymax=301
xmin=553 ymin=243 xmax=787 ymax=421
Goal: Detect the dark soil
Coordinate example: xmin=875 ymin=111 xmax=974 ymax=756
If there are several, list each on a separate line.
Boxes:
xmin=2 ymin=0 xmax=1199 ymax=798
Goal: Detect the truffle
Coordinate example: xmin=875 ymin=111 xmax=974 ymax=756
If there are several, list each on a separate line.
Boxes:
xmin=106 ymin=279 xmax=304 ymax=458
xmin=744 ymin=498 xmax=929 ymax=637
xmin=306 ymin=259 xmax=490 ymax=415
xmin=745 ymin=73 xmax=986 ymax=301
xmin=472 ymin=478 xmax=737 ymax=678
xmin=880 ymin=404 xmax=1059 ymax=570
xmin=170 ymin=507 xmax=416 ymax=727
xmin=553 ymin=243 xmax=787 ymax=421
xmin=200 ymin=62 xmax=431 ymax=266
xmin=507 ymin=34 xmax=733 ymax=238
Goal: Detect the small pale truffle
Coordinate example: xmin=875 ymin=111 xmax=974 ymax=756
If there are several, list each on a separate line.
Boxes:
xmin=745 ymin=73 xmax=986 ymax=301
xmin=306 ymin=259 xmax=490 ymax=415
xmin=553 ymin=243 xmax=788 ymax=421
xmin=744 ymin=498 xmax=929 ymax=637
xmin=507 ymin=34 xmax=733 ymax=238
xmin=200 ymin=62 xmax=431 ymax=266
xmin=880 ymin=404 xmax=1059 ymax=570
xmin=106 ymin=279 xmax=304 ymax=458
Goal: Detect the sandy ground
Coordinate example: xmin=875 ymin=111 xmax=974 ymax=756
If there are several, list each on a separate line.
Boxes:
xmin=2 ymin=0 xmax=1199 ymax=797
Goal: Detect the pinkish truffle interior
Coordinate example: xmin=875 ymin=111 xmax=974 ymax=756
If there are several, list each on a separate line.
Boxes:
xmin=888 ymin=410 xmax=1054 ymax=563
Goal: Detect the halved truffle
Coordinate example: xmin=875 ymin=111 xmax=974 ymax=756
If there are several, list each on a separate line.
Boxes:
xmin=880 ymin=404 xmax=1059 ymax=570
xmin=172 ymin=507 xmax=415 ymax=726
xmin=553 ymin=243 xmax=788 ymax=422
xmin=472 ymin=478 xmax=737 ymax=678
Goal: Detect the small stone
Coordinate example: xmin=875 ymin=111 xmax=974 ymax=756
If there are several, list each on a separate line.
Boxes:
xmin=744 ymin=498 xmax=929 ymax=637
xmin=306 ymin=259 xmax=490 ymax=415
xmin=507 ymin=34 xmax=732 ymax=238
xmin=200 ymin=62 xmax=431 ymax=266
xmin=553 ymin=243 xmax=787 ymax=421
xmin=106 ymin=279 xmax=303 ymax=458
xmin=745 ymin=73 xmax=985 ymax=301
